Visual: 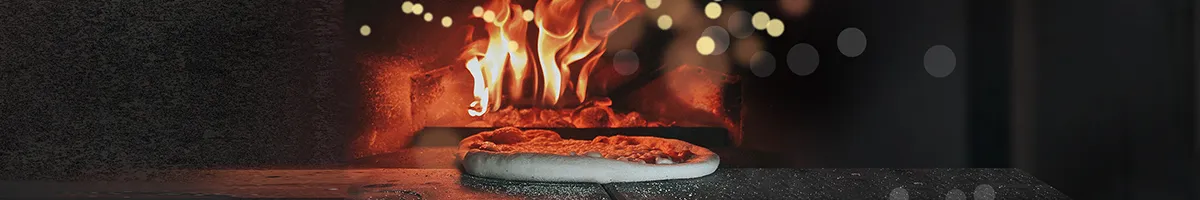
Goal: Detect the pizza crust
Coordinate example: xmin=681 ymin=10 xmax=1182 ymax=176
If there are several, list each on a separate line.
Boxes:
xmin=456 ymin=128 xmax=719 ymax=183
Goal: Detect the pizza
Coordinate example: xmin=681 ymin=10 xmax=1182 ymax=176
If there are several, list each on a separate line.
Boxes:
xmin=456 ymin=127 xmax=720 ymax=183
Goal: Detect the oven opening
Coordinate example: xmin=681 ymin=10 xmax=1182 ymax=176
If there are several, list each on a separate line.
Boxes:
xmin=353 ymin=0 xmax=744 ymax=165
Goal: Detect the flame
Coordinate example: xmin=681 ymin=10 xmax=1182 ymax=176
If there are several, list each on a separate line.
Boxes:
xmin=463 ymin=0 xmax=644 ymax=116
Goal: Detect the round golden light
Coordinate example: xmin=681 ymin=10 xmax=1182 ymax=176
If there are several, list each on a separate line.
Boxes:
xmin=704 ymin=2 xmax=722 ymax=19
xmin=508 ymin=41 xmax=519 ymax=51
xmin=696 ymin=36 xmax=716 ymax=55
xmin=401 ymin=1 xmax=413 ymax=14
xmin=441 ymin=16 xmax=453 ymax=27
xmin=522 ymin=10 xmax=535 ymax=22
xmin=767 ymin=19 xmax=785 ymax=37
xmin=483 ymin=10 xmax=496 ymax=23
xmin=411 ymin=3 xmax=424 ymax=15
xmin=359 ymin=25 xmax=371 ymax=36
xmin=424 ymin=13 xmax=433 ymax=22
xmin=646 ymin=0 xmax=661 ymax=9
xmin=473 ymin=6 xmax=484 ymax=17
xmin=656 ymin=15 xmax=673 ymax=30
xmin=751 ymin=11 xmax=770 ymax=30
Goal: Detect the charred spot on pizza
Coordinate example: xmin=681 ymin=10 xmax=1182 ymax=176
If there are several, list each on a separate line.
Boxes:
xmin=485 ymin=127 xmax=526 ymax=144
xmin=477 ymin=141 xmax=511 ymax=152
xmin=521 ymin=129 xmax=563 ymax=142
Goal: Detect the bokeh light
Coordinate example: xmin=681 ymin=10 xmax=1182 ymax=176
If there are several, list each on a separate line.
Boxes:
xmin=401 ymin=1 xmax=413 ymax=14
xmin=483 ymin=10 xmax=496 ymax=23
xmin=924 ymin=45 xmax=957 ymax=78
xmin=766 ymin=19 xmax=785 ymax=37
xmin=696 ymin=36 xmax=716 ymax=55
xmin=412 ymin=3 xmax=424 ymax=15
xmin=613 ymin=50 xmax=640 ymax=75
xmin=837 ymin=28 xmax=868 ymax=57
xmin=704 ymin=2 xmax=722 ymax=19
xmin=522 ymin=10 xmax=534 ymax=22
xmin=752 ymin=12 xmax=770 ymax=30
xmin=657 ymin=15 xmax=674 ymax=30
xmin=974 ymin=185 xmax=996 ymax=200
xmin=701 ymin=26 xmax=730 ymax=55
xmin=728 ymin=11 xmax=754 ymax=39
xmin=787 ymin=43 xmax=820 ymax=76
xmin=750 ymin=51 xmax=776 ymax=77
xmin=359 ymin=25 xmax=371 ymax=36
xmin=646 ymin=0 xmax=662 ymax=9
xmin=441 ymin=16 xmax=453 ymax=28
xmin=889 ymin=187 xmax=909 ymax=200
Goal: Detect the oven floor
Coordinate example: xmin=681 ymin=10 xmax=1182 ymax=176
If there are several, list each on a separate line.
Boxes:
xmin=1 ymin=168 xmax=1068 ymax=199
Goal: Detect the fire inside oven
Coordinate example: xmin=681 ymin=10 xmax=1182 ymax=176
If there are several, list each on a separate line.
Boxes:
xmin=352 ymin=0 xmax=748 ymax=166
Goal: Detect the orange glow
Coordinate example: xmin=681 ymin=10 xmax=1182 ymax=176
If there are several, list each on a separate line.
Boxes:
xmin=462 ymin=0 xmax=645 ymax=116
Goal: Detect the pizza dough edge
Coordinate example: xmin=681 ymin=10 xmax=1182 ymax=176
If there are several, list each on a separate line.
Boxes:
xmin=456 ymin=137 xmax=720 ymax=183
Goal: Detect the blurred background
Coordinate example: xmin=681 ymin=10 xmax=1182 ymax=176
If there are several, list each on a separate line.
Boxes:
xmin=1 ymin=0 xmax=1196 ymax=199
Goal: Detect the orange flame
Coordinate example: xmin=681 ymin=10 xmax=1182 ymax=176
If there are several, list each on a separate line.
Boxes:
xmin=463 ymin=0 xmax=644 ymax=116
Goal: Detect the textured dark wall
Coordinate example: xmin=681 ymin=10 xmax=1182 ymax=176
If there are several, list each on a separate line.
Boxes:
xmin=0 ymin=0 xmax=353 ymax=180
xmin=1014 ymin=0 xmax=1197 ymax=199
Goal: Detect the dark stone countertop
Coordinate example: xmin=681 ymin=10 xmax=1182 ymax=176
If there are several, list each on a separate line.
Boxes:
xmin=609 ymin=168 xmax=1070 ymax=200
xmin=0 ymin=168 xmax=1069 ymax=199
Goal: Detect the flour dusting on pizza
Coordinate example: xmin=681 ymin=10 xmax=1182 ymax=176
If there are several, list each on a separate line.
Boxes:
xmin=456 ymin=127 xmax=719 ymax=183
